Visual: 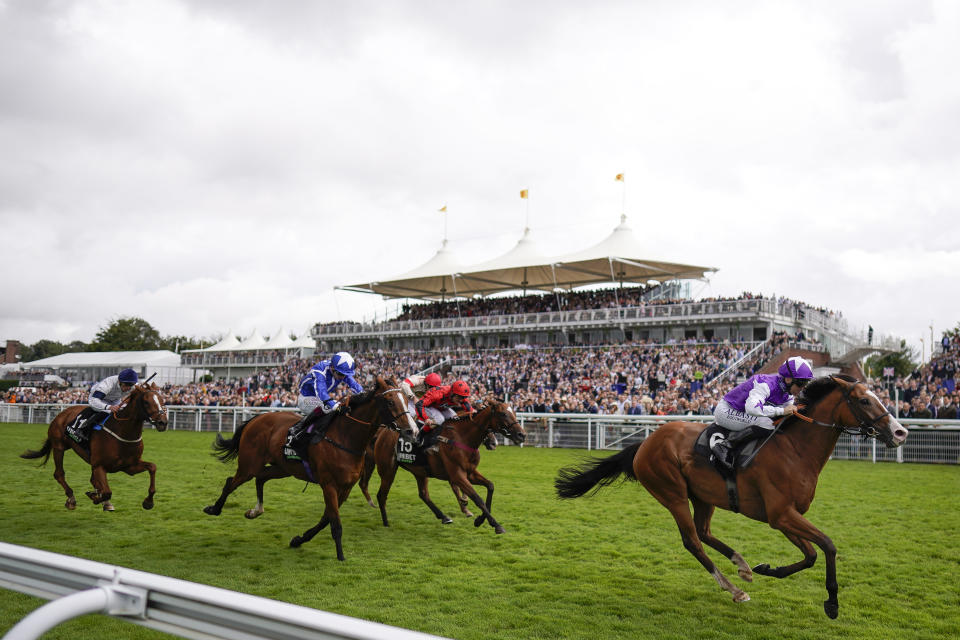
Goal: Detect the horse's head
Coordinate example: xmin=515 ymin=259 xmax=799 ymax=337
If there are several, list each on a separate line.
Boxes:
xmin=800 ymin=375 xmax=907 ymax=448
xmin=133 ymin=383 xmax=168 ymax=432
xmin=373 ymin=375 xmax=419 ymax=439
xmin=486 ymin=397 xmax=525 ymax=445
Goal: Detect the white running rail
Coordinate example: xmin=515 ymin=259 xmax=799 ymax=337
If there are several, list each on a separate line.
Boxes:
xmin=0 ymin=542 xmax=448 ymax=640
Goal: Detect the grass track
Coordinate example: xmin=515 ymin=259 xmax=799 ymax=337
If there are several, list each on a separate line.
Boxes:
xmin=1 ymin=423 xmax=958 ymax=640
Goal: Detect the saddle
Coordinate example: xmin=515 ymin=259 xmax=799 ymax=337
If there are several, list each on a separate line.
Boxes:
xmin=695 ymin=424 xmax=772 ymax=514
xmin=694 ymin=424 xmax=765 ymax=472
xmin=282 ymin=412 xmax=338 ymax=462
xmin=66 ymin=408 xmax=108 ymax=451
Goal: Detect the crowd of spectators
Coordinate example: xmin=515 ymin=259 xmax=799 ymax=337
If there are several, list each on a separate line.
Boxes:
xmin=6 ymin=330 xmax=958 ymax=422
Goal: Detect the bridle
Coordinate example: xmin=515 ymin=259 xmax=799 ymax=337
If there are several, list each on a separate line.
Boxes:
xmin=791 ymin=379 xmax=892 ymax=439
xmin=111 ymin=386 xmax=168 ymax=429
xmin=342 ymin=386 xmax=412 ymax=433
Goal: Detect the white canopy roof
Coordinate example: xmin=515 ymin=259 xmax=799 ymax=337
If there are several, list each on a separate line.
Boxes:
xmin=341 ymin=216 xmax=716 ymax=300
xmin=203 ymin=331 xmax=241 ymax=352
xmin=234 ymin=329 xmax=266 ymax=351
xmin=22 ymin=350 xmax=182 ymax=368
xmin=261 ymin=328 xmax=294 ymax=350
xmin=291 ymin=329 xmax=316 ymax=348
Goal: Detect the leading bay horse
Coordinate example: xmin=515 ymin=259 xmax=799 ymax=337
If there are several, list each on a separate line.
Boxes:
xmin=365 ymin=398 xmax=526 ymax=534
xmin=20 ymin=382 xmax=169 ymax=511
xmin=202 ymin=375 xmax=417 ymax=560
xmin=555 ymin=375 xmax=908 ymax=618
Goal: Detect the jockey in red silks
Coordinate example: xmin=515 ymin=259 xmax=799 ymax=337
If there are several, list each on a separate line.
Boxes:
xmin=401 ymin=372 xmax=442 ymax=419
xmin=416 ymin=380 xmax=473 ymax=448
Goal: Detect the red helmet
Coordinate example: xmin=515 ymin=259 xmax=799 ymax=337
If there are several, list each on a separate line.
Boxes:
xmin=425 ymin=372 xmax=442 ymax=387
xmin=450 ymin=380 xmax=470 ymax=397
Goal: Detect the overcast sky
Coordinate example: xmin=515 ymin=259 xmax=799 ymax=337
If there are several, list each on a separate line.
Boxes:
xmin=2 ymin=0 xmax=957 ymax=357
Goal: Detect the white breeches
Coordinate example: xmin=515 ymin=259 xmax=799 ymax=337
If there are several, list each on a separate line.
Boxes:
xmin=422 ymin=406 xmax=456 ymax=425
xmin=297 ymin=395 xmax=327 ymax=416
xmin=713 ymin=399 xmax=775 ymax=432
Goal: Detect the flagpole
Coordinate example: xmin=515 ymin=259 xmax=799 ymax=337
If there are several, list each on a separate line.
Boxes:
xmin=616 ymin=173 xmax=626 ymax=222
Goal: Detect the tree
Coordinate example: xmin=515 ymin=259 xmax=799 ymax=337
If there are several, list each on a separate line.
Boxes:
xmin=90 ymin=317 xmax=162 ymax=352
xmin=864 ymin=339 xmax=918 ymax=379
xmin=20 ymin=339 xmax=69 ymax=362
xmin=158 ymin=335 xmax=205 ymax=353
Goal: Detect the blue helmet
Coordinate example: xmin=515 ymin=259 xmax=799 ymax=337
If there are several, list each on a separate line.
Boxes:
xmin=118 ymin=368 xmax=139 ymax=385
xmin=329 ymin=352 xmax=356 ymax=377
xmin=778 ymin=356 xmax=814 ymax=380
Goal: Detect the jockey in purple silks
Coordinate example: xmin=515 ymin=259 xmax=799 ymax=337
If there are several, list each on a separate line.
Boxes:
xmin=710 ymin=356 xmax=815 ymax=469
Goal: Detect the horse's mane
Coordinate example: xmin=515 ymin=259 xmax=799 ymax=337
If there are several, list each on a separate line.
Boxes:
xmin=797 ymin=374 xmax=857 ymax=407
xmin=349 ymin=375 xmax=397 ymax=407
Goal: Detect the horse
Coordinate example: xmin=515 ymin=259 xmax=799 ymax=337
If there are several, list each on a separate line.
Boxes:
xmin=358 ymin=428 xmax=499 ymax=518
xmin=555 ymin=375 xmax=908 ymax=618
xmin=365 ymin=398 xmax=526 ymax=534
xmin=20 ymin=382 xmax=169 ymax=512
xmin=202 ymin=375 xmax=417 ymax=560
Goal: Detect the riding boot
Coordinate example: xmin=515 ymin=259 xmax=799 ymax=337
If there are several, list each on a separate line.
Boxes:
xmin=285 ymin=409 xmax=322 ymax=458
xmin=712 ymin=427 xmax=759 ymax=470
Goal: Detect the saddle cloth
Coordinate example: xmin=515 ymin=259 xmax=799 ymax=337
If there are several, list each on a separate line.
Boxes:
xmin=694 ymin=424 xmax=764 ymax=471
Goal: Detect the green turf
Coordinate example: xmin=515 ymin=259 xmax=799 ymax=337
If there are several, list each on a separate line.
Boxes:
xmin=1 ymin=423 xmax=958 ymax=640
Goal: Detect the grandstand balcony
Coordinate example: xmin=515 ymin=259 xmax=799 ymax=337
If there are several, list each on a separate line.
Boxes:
xmin=313 ymin=297 xmax=860 ymax=358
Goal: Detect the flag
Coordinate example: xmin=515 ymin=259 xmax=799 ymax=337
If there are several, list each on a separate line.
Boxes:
xmin=520 ymin=189 xmax=528 ymax=199
xmin=615 ymin=173 xmax=624 ymax=182
xmin=439 ymin=205 xmax=447 ymax=213
xmin=883 ymin=367 xmax=895 ymax=377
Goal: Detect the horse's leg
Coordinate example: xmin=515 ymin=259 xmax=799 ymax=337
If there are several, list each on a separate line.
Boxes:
xmin=450 ymin=482 xmax=474 ymax=517
xmin=359 ymin=453 xmax=376 ymax=508
xmin=86 ymin=465 xmax=114 ymax=511
xmin=416 ymin=476 xmax=453 ymax=525
xmin=121 ymin=459 xmax=157 ymax=510
xmin=466 ymin=470 xmax=494 ymax=529
xmin=636 ymin=459 xmax=748 ymax=604
xmin=449 ymin=468 xmax=504 ymax=534
xmin=752 ymin=532 xmax=816 ymax=578
xmin=245 ymin=465 xmax=290 ymax=519
xmin=290 ymin=483 xmax=347 ymax=561
xmin=204 ymin=471 xmax=255 ymax=516
xmin=691 ymin=496 xmax=752 ymax=582
xmin=51 ymin=445 xmax=76 ymax=510
xmin=763 ymin=508 xmax=838 ymax=618
xmin=375 ymin=458 xmax=400 ymax=527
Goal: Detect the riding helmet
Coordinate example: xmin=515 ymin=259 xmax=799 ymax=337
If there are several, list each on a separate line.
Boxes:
xmin=425 ymin=372 xmax=442 ymax=387
xmin=330 ymin=352 xmax=356 ymax=377
xmin=451 ymin=380 xmax=471 ymax=397
xmin=778 ymin=356 xmax=814 ymax=379
xmin=118 ymin=368 xmax=139 ymax=385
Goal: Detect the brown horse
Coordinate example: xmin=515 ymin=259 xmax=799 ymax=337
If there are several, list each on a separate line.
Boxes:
xmin=555 ymin=375 xmax=908 ymax=618
xmin=202 ymin=375 xmax=417 ymax=560
xmin=366 ymin=398 xmax=526 ymax=534
xmin=358 ymin=427 xmax=499 ymax=518
xmin=20 ymin=383 xmax=169 ymax=511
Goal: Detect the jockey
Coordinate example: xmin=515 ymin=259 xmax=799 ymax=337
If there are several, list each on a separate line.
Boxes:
xmin=285 ymin=352 xmax=363 ymax=457
xmin=401 ymin=372 xmax=442 ymax=418
xmin=72 ymin=368 xmax=139 ymax=435
xmin=710 ymin=356 xmax=814 ymax=469
xmin=417 ymin=380 xmax=473 ymax=448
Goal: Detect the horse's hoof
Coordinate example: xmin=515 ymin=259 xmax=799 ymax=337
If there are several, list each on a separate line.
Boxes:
xmin=474 ymin=515 xmax=487 ymax=528
xmin=244 ymin=509 xmax=261 ymax=520
xmin=65 ymin=498 xmax=76 ymax=510
xmin=85 ymin=491 xmax=100 ymax=504
xmin=441 ymin=516 xmax=453 ymax=524
xmin=203 ymin=505 xmax=221 ymax=516
xmin=289 ymin=536 xmax=303 ymax=548
xmin=102 ymin=502 xmax=115 ymax=512
xmin=142 ymin=499 xmax=154 ymax=510
xmin=824 ymin=600 xmax=838 ymax=619
xmin=462 ymin=510 xmax=474 ymax=518
xmin=733 ymin=591 xmax=750 ymax=603
xmin=752 ymin=563 xmax=771 ymax=576
xmin=494 ymin=525 xmax=505 ymax=534
xmin=738 ymin=568 xmax=754 ymax=582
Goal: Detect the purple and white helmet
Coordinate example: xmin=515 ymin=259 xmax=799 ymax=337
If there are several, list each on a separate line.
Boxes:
xmin=778 ymin=356 xmax=814 ymax=380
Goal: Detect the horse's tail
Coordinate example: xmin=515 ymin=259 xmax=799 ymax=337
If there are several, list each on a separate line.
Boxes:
xmin=20 ymin=438 xmax=53 ymax=465
xmin=555 ymin=442 xmax=642 ymax=499
xmin=211 ymin=416 xmax=255 ymax=463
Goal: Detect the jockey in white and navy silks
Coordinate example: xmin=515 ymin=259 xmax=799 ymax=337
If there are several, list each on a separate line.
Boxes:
xmin=89 ymin=368 xmax=139 ymax=415
xmin=285 ymin=353 xmax=363 ymax=455
xmin=710 ymin=356 xmax=814 ymax=469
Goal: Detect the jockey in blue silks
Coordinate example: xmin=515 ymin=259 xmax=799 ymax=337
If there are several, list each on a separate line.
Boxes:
xmin=710 ymin=356 xmax=815 ymax=469
xmin=69 ymin=368 xmax=140 ymax=438
xmin=284 ymin=352 xmax=363 ymax=457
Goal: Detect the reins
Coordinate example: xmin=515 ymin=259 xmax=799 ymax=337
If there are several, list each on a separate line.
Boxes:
xmin=790 ymin=380 xmax=891 ymax=438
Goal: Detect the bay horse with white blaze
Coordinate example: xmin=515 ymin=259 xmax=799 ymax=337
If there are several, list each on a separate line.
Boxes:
xmin=364 ymin=398 xmax=525 ymax=534
xmin=20 ymin=382 xmax=169 ymax=511
xmin=555 ymin=375 xmax=907 ymax=618
xmin=202 ymin=375 xmax=417 ymax=560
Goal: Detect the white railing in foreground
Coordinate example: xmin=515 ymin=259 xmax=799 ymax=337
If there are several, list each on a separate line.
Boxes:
xmin=0 ymin=542 xmax=448 ymax=640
